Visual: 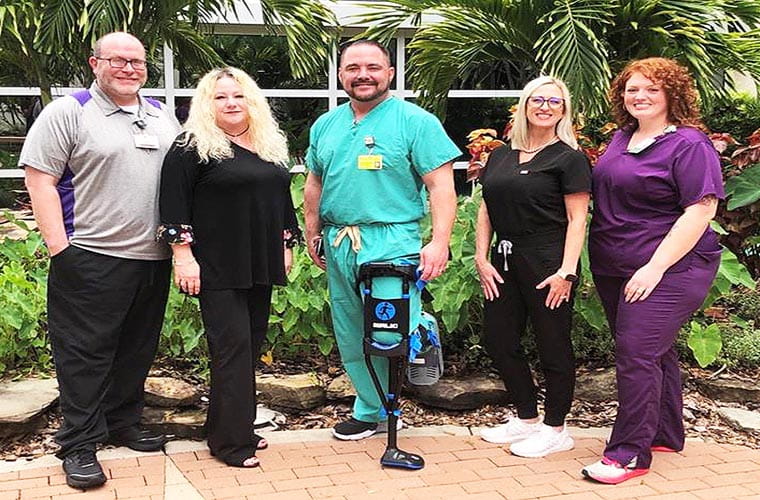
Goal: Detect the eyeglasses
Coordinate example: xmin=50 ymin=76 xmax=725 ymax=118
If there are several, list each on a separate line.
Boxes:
xmin=95 ymin=57 xmax=147 ymax=70
xmin=527 ymin=96 xmax=564 ymax=109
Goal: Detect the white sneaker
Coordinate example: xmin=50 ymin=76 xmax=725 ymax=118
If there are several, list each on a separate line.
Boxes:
xmin=581 ymin=457 xmax=648 ymax=484
xmin=376 ymin=418 xmax=403 ymax=433
xmin=509 ymin=424 xmax=574 ymax=458
xmin=479 ymin=417 xmax=542 ymax=444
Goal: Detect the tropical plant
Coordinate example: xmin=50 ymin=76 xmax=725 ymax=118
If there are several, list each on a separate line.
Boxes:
xmin=355 ymin=0 xmax=760 ymax=117
xmin=0 ymin=0 xmax=337 ymax=105
xmin=710 ymin=125 xmax=760 ymax=278
xmin=0 ymin=212 xmax=50 ymax=374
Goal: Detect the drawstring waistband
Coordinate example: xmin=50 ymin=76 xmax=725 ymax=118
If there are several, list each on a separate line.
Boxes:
xmin=333 ymin=225 xmax=362 ymax=252
xmin=496 ymin=240 xmax=513 ymax=271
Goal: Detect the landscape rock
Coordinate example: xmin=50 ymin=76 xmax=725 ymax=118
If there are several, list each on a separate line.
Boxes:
xmin=574 ymin=368 xmax=689 ymax=403
xmin=405 ymin=376 xmax=508 ymax=410
xmin=0 ymin=378 xmax=59 ymax=438
xmin=326 ymin=373 xmax=356 ymax=401
xmin=717 ymin=407 xmax=760 ymax=433
xmin=257 ymin=373 xmax=326 ymax=410
xmin=144 ymin=377 xmax=200 ymax=407
xmin=696 ymin=378 xmax=760 ymax=404
xmin=575 ymin=368 xmax=617 ymax=402
xmin=141 ymin=407 xmax=206 ymax=439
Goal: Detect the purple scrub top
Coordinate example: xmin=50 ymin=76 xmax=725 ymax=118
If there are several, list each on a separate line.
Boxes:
xmin=589 ymin=126 xmax=724 ymax=277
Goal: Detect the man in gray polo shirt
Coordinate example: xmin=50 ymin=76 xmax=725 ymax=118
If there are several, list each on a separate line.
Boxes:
xmin=20 ymin=32 xmax=180 ymax=489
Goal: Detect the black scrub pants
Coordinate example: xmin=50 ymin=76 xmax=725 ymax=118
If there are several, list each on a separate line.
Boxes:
xmin=482 ymin=237 xmax=576 ymax=427
xmin=199 ymin=285 xmax=271 ymax=466
xmin=47 ymin=246 xmax=170 ymax=459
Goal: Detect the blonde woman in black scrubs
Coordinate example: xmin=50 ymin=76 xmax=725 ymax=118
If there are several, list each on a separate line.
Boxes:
xmin=476 ymin=76 xmax=591 ymax=458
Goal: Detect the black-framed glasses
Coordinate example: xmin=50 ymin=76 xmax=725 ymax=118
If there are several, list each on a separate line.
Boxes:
xmin=527 ymin=96 xmax=564 ymax=109
xmin=95 ymin=57 xmax=147 ymax=70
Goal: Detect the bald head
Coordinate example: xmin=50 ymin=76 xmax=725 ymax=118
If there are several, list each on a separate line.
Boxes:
xmin=93 ymin=32 xmax=145 ymax=58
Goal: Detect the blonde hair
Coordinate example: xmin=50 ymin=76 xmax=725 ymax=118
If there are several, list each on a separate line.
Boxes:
xmin=509 ymin=76 xmax=578 ymax=150
xmin=181 ymin=67 xmax=289 ymax=165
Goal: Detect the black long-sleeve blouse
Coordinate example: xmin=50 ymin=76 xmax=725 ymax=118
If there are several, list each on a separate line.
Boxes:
xmin=159 ymin=138 xmax=300 ymax=289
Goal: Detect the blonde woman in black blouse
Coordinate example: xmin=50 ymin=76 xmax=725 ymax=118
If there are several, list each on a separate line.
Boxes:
xmin=159 ymin=67 xmax=300 ymax=468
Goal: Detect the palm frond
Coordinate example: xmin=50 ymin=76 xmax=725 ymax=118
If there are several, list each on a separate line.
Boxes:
xmin=260 ymin=0 xmax=338 ymax=80
xmin=533 ymin=0 xmax=614 ymax=116
xmin=36 ymin=0 xmax=86 ymax=49
xmin=404 ymin=4 xmax=532 ymax=115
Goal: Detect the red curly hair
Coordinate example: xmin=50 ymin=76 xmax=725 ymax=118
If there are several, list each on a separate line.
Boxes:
xmin=609 ymin=57 xmax=705 ymax=131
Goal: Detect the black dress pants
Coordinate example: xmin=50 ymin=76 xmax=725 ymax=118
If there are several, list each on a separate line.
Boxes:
xmin=199 ymin=285 xmax=272 ymax=466
xmin=482 ymin=240 xmax=575 ymax=427
xmin=47 ymin=246 xmax=170 ymax=458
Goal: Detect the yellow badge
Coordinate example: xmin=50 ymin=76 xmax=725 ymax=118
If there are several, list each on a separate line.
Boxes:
xmin=357 ymin=154 xmax=383 ymax=170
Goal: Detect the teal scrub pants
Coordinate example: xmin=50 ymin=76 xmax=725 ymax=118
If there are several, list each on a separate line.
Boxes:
xmin=324 ymin=222 xmax=422 ymax=423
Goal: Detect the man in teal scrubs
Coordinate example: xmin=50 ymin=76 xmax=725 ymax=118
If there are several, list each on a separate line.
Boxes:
xmin=305 ymin=40 xmax=461 ymax=440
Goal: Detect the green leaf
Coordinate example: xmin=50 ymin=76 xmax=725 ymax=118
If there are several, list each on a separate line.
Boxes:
xmin=576 ymin=293 xmax=607 ymax=331
xmin=687 ymin=321 xmax=722 ymax=368
xmin=718 ymin=247 xmax=756 ymax=289
xmin=317 ymin=335 xmax=334 ymax=356
xmin=729 ymin=314 xmax=750 ymax=329
xmin=724 ymin=165 xmax=760 ymax=210
xmin=709 ymin=220 xmax=728 ymax=235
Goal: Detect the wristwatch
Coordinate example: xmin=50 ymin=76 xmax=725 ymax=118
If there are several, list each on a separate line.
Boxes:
xmin=557 ymin=270 xmax=578 ymax=283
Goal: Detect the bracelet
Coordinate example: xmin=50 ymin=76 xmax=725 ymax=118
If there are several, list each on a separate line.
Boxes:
xmin=173 ymin=257 xmax=196 ymax=266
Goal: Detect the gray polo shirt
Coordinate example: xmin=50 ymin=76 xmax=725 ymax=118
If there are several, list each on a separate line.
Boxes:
xmin=19 ymin=82 xmax=180 ymax=260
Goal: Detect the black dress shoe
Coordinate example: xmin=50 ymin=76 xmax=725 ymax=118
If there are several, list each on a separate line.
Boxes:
xmin=108 ymin=426 xmax=167 ymax=452
xmin=62 ymin=449 xmax=107 ymax=489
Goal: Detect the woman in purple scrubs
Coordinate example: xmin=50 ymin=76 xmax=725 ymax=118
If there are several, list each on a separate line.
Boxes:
xmin=582 ymin=58 xmax=724 ymax=484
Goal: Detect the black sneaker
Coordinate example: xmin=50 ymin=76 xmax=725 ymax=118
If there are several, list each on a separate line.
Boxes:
xmin=62 ymin=450 xmax=107 ymax=489
xmin=332 ymin=418 xmax=378 ymax=440
xmin=107 ymin=426 xmax=167 ymax=452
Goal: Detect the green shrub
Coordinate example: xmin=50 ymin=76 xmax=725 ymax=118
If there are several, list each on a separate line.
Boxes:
xmin=0 ymin=214 xmax=50 ymax=374
xmin=704 ymin=93 xmax=760 ymax=140
xmin=718 ymin=324 xmax=760 ymax=368
xmin=716 ymin=286 xmax=760 ymax=325
xmin=0 ymin=179 xmax=755 ymax=376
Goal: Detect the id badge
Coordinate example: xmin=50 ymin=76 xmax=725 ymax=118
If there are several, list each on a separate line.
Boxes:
xmin=134 ymin=133 xmax=160 ymax=149
xmin=357 ymin=154 xmax=383 ymax=170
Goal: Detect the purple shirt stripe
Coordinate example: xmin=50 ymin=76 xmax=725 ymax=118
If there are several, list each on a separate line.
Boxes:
xmin=57 ymin=166 xmax=76 ymax=238
xmin=70 ymin=90 xmax=92 ymax=106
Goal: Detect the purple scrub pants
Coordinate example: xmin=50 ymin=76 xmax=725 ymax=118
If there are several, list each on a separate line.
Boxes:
xmin=593 ymin=254 xmax=719 ymax=469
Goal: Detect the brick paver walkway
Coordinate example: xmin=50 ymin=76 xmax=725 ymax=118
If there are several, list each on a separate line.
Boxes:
xmin=1 ymin=427 xmax=759 ymax=499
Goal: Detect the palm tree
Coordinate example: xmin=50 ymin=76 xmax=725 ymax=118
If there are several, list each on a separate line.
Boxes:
xmin=0 ymin=0 xmax=338 ymax=105
xmin=356 ymin=0 xmax=760 ymax=118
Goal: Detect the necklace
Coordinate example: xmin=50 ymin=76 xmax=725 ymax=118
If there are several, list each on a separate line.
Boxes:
xmin=223 ymin=125 xmax=249 ymax=138
xmin=522 ymin=135 xmax=558 ymax=154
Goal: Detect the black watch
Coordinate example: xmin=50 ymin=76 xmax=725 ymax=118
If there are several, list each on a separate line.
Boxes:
xmin=557 ymin=270 xmax=578 ymax=283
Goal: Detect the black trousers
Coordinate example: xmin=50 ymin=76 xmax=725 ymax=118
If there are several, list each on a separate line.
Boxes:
xmin=47 ymin=246 xmax=170 ymax=458
xmin=199 ymin=285 xmax=272 ymax=466
xmin=482 ymin=240 xmax=576 ymax=427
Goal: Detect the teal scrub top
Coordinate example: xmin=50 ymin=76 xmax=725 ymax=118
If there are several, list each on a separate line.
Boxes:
xmin=306 ymin=97 xmax=461 ymax=225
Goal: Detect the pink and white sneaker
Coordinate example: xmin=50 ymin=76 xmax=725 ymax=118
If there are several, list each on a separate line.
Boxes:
xmin=581 ymin=457 xmax=649 ymax=484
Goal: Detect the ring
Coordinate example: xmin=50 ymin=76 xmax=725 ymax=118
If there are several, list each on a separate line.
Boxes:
xmin=560 ymin=295 xmax=568 ymax=299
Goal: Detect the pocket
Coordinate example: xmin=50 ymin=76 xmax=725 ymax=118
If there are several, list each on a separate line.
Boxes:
xmin=50 ymin=244 xmax=74 ymax=260
xmin=49 ymin=245 xmax=90 ymax=291
xmin=666 ymin=253 xmax=693 ymax=274
xmin=528 ymin=241 xmax=564 ymax=280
